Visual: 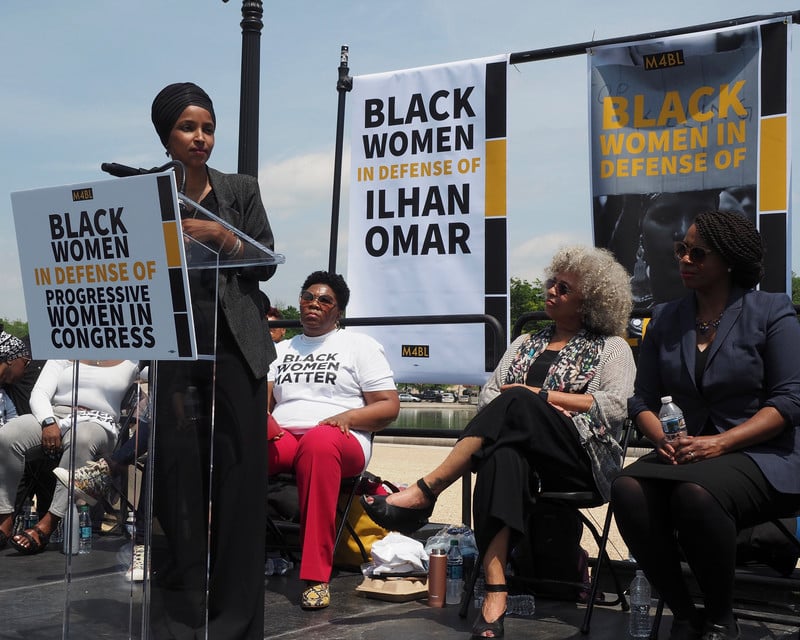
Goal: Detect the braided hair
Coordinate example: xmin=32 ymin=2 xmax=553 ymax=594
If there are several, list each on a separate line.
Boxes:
xmin=694 ymin=210 xmax=763 ymax=289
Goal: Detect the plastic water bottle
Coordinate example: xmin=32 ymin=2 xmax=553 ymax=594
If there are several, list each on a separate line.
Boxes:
xmin=184 ymin=385 xmax=201 ymax=424
xmin=78 ymin=503 xmax=92 ymax=554
xmin=22 ymin=499 xmax=37 ymax=529
xmin=507 ymin=594 xmax=536 ymax=617
xmin=264 ymin=553 xmax=293 ymax=576
xmin=0 ymin=389 xmax=6 ymax=425
xmin=473 ymin=578 xmax=535 ymax=617
xmin=63 ymin=503 xmax=80 ymax=555
xmin=14 ymin=499 xmax=34 ymax=535
xmin=50 ymin=520 xmax=63 ymax=545
xmin=473 ymin=575 xmax=486 ymax=609
xmin=26 ymin=502 xmax=39 ymax=530
xmin=446 ymin=538 xmax=464 ymax=605
xmin=659 ymin=395 xmax=686 ymax=442
xmin=629 ymin=570 xmax=652 ymax=638
xmin=272 ymin=557 xmax=293 ymax=575
xmin=460 ymin=530 xmax=478 ymax=580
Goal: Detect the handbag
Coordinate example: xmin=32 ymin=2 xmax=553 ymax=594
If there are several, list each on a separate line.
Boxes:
xmin=333 ymin=472 xmax=397 ymax=570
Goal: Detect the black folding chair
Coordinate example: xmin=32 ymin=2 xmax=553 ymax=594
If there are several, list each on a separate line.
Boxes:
xmin=265 ymin=470 xmax=371 ymax=577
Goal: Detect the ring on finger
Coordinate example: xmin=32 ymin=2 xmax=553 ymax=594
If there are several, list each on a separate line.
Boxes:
xmin=688 ymin=451 xmax=694 ymax=460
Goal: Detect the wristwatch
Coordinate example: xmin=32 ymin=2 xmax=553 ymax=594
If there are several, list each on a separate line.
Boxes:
xmin=41 ymin=416 xmax=57 ymax=429
xmin=538 ymin=388 xmax=549 ymax=403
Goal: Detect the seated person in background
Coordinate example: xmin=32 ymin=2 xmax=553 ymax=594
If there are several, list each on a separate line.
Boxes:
xmin=53 ymin=375 xmax=150 ymax=505
xmin=0 ymin=330 xmax=34 ymax=421
xmin=268 ymin=305 xmax=286 ymax=343
xmin=268 ymin=271 xmax=399 ymax=610
xmin=362 ymin=246 xmax=635 ymax=639
xmin=611 ymin=211 xmax=800 ymax=640
xmin=0 ymin=358 xmax=139 ymax=553
xmin=53 ymin=370 xmax=151 ymax=582
xmin=0 ymin=330 xmax=51 ymax=515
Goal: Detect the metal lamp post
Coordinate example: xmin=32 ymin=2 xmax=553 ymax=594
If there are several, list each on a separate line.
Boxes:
xmin=222 ymin=0 xmax=263 ymax=178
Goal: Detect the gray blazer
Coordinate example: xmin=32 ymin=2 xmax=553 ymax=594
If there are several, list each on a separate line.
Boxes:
xmin=207 ymin=167 xmax=277 ymax=379
xmin=629 ymin=288 xmax=800 ymax=494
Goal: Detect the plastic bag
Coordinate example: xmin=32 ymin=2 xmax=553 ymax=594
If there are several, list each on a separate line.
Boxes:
xmin=370 ymin=532 xmax=429 ymax=575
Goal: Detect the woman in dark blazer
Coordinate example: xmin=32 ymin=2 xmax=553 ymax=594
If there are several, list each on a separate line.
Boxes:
xmin=147 ymin=82 xmax=276 ymax=640
xmin=612 ymin=210 xmax=800 ymax=640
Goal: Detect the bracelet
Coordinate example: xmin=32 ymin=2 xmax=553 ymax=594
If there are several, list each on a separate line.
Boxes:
xmin=225 ymin=236 xmax=242 ymax=258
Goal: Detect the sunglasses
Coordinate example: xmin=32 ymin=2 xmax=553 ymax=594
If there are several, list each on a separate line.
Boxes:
xmin=544 ymin=278 xmax=572 ymax=296
xmin=299 ymin=290 xmax=337 ymax=308
xmin=674 ymin=241 xmax=714 ymax=264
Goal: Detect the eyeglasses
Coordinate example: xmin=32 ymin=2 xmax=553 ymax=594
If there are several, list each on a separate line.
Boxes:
xmin=299 ymin=290 xmax=337 ymax=308
xmin=544 ymin=278 xmax=572 ymax=296
xmin=674 ymin=241 xmax=714 ymax=264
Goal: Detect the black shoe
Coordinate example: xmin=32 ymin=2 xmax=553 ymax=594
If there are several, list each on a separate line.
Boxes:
xmin=360 ymin=478 xmax=436 ymax=535
xmin=471 ymin=584 xmax=507 ymax=639
xmin=702 ymin=622 xmax=740 ymax=640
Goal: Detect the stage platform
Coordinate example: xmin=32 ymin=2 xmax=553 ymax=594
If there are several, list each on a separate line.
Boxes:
xmin=1 ymin=527 xmax=798 ymax=640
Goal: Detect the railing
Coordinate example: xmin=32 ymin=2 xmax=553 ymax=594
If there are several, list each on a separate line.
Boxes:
xmin=269 ymin=313 xmax=506 ymax=524
xmin=269 ymin=313 xmax=505 ymax=368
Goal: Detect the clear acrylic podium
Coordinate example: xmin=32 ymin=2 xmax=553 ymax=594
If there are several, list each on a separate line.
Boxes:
xmin=7 ymin=172 xmax=283 ymax=639
xmin=139 ymin=195 xmax=281 ymax=640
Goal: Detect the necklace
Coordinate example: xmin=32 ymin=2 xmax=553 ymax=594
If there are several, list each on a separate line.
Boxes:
xmin=695 ymin=312 xmax=723 ymax=335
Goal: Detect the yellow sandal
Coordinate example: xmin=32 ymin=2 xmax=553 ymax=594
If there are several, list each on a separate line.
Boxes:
xmin=301 ymin=582 xmax=330 ymax=610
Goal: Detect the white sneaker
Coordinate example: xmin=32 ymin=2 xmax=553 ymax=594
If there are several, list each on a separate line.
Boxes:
xmin=124 ymin=544 xmax=146 ymax=582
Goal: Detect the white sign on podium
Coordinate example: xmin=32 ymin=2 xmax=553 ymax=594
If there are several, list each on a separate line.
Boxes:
xmin=11 ymin=172 xmax=197 ymax=360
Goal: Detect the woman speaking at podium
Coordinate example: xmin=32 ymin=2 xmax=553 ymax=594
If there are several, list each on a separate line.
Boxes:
xmin=147 ymin=82 xmax=276 ymax=639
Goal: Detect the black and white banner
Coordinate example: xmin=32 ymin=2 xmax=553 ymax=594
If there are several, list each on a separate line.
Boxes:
xmin=348 ymin=55 xmax=508 ymax=383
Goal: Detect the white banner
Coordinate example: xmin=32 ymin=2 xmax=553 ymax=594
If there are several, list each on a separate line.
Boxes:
xmin=11 ymin=172 xmax=196 ymax=360
xmin=347 ymin=55 xmax=508 ymax=384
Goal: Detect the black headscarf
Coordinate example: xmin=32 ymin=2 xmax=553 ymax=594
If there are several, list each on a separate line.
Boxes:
xmin=151 ymin=82 xmax=216 ymax=149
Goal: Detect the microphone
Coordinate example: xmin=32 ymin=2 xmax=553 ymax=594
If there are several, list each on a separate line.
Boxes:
xmin=100 ymin=162 xmax=152 ymax=178
xmin=101 ymin=160 xmax=187 ymax=194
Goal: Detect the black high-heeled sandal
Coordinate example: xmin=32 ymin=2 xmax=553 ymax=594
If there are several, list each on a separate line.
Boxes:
xmin=471 ymin=584 xmax=507 ymax=639
xmin=360 ymin=478 xmax=436 ymax=535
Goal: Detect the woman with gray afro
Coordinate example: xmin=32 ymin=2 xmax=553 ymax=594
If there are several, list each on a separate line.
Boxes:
xmin=614 ymin=210 xmax=800 ymax=640
xmin=363 ymin=245 xmax=636 ymax=639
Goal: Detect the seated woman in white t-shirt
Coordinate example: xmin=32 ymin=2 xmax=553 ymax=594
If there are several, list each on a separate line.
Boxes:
xmin=0 ymin=358 xmax=139 ymax=554
xmin=267 ymin=271 xmax=399 ymax=610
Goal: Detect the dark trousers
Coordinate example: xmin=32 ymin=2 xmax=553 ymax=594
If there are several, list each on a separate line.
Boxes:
xmin=150 ymin=322 xmax=267 ymax=639
xmin=466 ymin=387 xmax=595 ymax=553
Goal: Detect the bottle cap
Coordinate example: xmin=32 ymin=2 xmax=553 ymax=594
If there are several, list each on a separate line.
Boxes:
xmin=660 ymin=395 xmax=672 ymax=403
xmin=450 ymin=539 xmax=459 ymax=546
xmin=431 ymin=548 xmax=447 ymax=556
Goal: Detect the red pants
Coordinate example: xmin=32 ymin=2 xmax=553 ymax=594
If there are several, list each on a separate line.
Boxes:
xmin=268 ymin=425 xmax=365 ymax=582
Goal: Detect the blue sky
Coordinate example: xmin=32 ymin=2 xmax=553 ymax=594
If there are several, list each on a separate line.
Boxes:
xmin=2 ymin=1 xmax=799 ymax=322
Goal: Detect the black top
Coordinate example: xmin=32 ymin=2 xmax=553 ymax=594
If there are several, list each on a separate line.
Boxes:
xmin=525 ymin=349 xmax=559 ymax=387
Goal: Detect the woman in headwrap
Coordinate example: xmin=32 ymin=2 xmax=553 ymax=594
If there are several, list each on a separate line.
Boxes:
xmin=145 ymin=82 xmax=276 ymax=639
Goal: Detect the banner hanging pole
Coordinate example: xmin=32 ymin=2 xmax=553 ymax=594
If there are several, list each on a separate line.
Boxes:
xmin=328 ymin=45 xmax=353 ymax=274
xmin=508 ymin=10 xmax=800 ymax=64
